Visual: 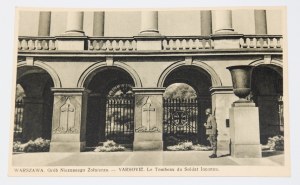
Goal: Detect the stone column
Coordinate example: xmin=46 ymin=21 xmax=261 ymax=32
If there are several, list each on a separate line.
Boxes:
xmin=132 ymin=88 xmax=165 ymax=151
xmin=93 ymin=12 xmax=105 ymax=36
xmin=38 ymin=11 xmax=51 ymax=36
xmin=212 ymin=10 xmax=242 ymax=49
xmin=210 ymin=87 xmax=238 ymax=153
xmin=50 ymin=88 xmax=89 ymax=152
xmin=22 ymin=97 xmax=44 ymax=141
xmin=201 ymin=10 xmax=212 ymax=36
xmin=254 ymin=10 xmax=267 ymax=34
xmin=139 ymin=11 xmax=159 ymax=36
xmin=65 ymin=11 xmax=84 ymax=36
xmin=214 ymin=10 xmax=234 ymax=33
xmin=56 ymin=11 xmax=86 ymax=50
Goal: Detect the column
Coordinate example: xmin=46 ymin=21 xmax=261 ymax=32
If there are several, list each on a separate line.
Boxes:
xmin=139 ymin=11 xmax=159 ymax=36
xmin=214 ymin=10 xmax=234 ymax=33
xmin=65 ymin=11 xmax=84 ymax=36
xmin=50 ymin=88 xmax=89 ymax=152
xmin=56 ymin=11 xmax=86 ymax=50
xmin=254 ymin=10 xmax=267 ymax=34
xmin=93 ymin=12 xmax=105 ymax=36
xmin=22 ymin=97 xmax=44 ymax=141
xmin=212 ymin=10 xmax=242 ymax=49
xmin=38 ymin=11 xmax=51 ymax=36
xmin=132 ymin=88 xmax=165 ymax=151
xmin=201 ymin=10 xmax=212 ymax=36
xmin=210 ymin=87 xmax=238 ymax=153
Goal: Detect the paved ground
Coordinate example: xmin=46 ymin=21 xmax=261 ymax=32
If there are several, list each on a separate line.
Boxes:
xmin=11 ymin=150 xmax=284 ymax=166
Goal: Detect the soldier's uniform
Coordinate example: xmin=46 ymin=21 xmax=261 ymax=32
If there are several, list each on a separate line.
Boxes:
xmin=205 ymin=113 xmax=218 ymax=157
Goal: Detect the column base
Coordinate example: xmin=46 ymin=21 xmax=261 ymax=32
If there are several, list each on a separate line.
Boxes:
xmin=50 ymin=141 xmax=86 ymax=152
xmin=133 ymin=132 xmax=163 ymax=151
xmin=231 ymin=144 xmax=262 ymax=158
xmin=133 ymin=141 xmax=163 ymax=151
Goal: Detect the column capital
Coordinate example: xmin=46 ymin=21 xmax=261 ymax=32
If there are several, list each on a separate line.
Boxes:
xmin=210 ymin=86 xmax=233 ymax=95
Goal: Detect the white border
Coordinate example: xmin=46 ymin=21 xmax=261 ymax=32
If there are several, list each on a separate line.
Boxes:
xmin=1 ymin=0 xmax=299 ymax=185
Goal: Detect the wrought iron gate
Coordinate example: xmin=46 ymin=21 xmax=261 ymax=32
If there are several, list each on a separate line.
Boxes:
xmin=14 ymin=99 xmax=24 ymax=140
xmin=163 ymin=98 xmax=199 ymax=146
xmin=105 ymin=97 xmax=135 ymax=144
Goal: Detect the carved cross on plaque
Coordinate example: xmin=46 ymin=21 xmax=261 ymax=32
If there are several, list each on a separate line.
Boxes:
xmin=142 ymin=97 xmax=156 ymax=131
xmin=59 ymin=98 xmax=75 ymax=132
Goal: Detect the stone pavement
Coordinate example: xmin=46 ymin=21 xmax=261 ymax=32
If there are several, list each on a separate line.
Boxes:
xmin=11 ymin=150 xmax=284 ymax=166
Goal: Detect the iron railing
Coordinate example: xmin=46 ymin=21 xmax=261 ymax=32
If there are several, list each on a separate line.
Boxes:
xmin=105 ymin=96 xmax=135 ymax=144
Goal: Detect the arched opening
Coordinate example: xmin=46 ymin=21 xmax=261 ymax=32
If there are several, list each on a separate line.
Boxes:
xmin=162 ymin=66 xmax=212 ymax=148
xmin=15 ymin=66 xmax=54 ymax=142
xmin=251 ymin=65 xmax=283 ymax=144
xmin=85 ymin=67 xmax=135 ymax=148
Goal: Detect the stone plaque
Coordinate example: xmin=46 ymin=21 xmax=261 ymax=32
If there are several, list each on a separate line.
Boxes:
xmin=53 ymin=97 xmax=77 ymax=134
xmin=141 ymin=97 xmax=157 ymax=131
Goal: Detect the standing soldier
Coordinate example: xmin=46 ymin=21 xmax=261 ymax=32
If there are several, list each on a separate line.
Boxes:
xmin=204 ymin=108 xmax=218 ymax=158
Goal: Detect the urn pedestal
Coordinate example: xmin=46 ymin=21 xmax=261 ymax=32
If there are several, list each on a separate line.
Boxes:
xmin=227 ymin=65 xmax=261 ymax=158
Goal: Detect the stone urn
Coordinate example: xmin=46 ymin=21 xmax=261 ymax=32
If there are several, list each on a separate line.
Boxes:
xmin=227 ymin=65 xmax=254 ymax=102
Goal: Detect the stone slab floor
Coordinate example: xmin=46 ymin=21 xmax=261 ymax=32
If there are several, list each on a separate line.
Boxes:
xmin=11 ymin=151 xmax=284 ymax=166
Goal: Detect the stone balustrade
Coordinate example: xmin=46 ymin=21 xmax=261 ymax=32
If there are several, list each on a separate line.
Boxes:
xmin=162 ymin=36 xmax=213 ymax=50
xmin=18 ymin=35 xmax=283 ymax=51
xmin=18 ymin=36 xmax=57 ymax=50
xmin=240 ymin=35 xmax=282 ymax=49
xmin=88 ymin=37 xmax=137 ymax=51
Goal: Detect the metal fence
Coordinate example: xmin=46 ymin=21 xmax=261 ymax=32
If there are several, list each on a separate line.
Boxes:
xmin=14 ymin=99 xmax=24 ymax=140
xmin=163 ymin=98 xmax=199 ymax=147
xmin=105 ymin=97 xmax=135 ymax=144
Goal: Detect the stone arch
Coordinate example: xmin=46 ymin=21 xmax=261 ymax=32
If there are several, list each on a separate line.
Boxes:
xmin=249 ymin=58 xmax=283 ymax=77
xmin=17 ymin=60 xmax=62 ymax=88
xmin=157 ymin=60 xmax=222 ymax=88
xmin=250 ymin=58 xmax=284 ymax=144
xmin=77 ymin=61 xmax=142 ymax=88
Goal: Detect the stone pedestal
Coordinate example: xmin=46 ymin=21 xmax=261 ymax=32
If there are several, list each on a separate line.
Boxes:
xmin=132 ymin=88 xmax=165 ymax=151
xmin=229 ymin=102 xmax=262 ymax=158
xmin=50 ymin=88 xmax=89 ymax=152
xmin=211 ymin=34 xmax=243 ymax=49
xmin=135 ymin=36 xmax=164 ymax=50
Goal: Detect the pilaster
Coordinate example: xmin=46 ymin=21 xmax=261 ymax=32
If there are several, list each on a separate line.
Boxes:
xmin=132 ymin=87 xmax=165 ymax=151
xmin=50 ymin=88 xmax=89 ymax=152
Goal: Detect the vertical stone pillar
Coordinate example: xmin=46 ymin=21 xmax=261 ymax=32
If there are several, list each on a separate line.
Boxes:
xmin=214 ymin=10 xmax=234 ymax=33
xmin=210 ymin=87 xmax=238 ymax=153
xmin=38 ymin=11 xmax=51 ymax=36
xmin=50 ymin=88 xmax=89 ymax=152
xmin=139 ymin=11 xmax=159 ymax=36
xmin=254 ymin=10 xmax=268 ymax=34
xmin=93 ymin=12 xmax=105 ymax=36
xmin=201 ymin=10 xmax=212 ymax=36
xmin=22 ymin=97 xmax=44 ymax=141
xmin=132 ymin=88 xmax=165 ymax=151
xmin=65 ymin=11 xmax=84 ymax=36
xmin=229 ymin=102 xmax=262 ymax=158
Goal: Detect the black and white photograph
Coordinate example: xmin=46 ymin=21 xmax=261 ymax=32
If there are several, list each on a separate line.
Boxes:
xmin=6 ymin=5 xmax=290 ymax=177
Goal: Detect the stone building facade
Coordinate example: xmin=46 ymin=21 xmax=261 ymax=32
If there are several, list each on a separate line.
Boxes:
xmin=15 ymin=9 xmax=284 ymax=156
